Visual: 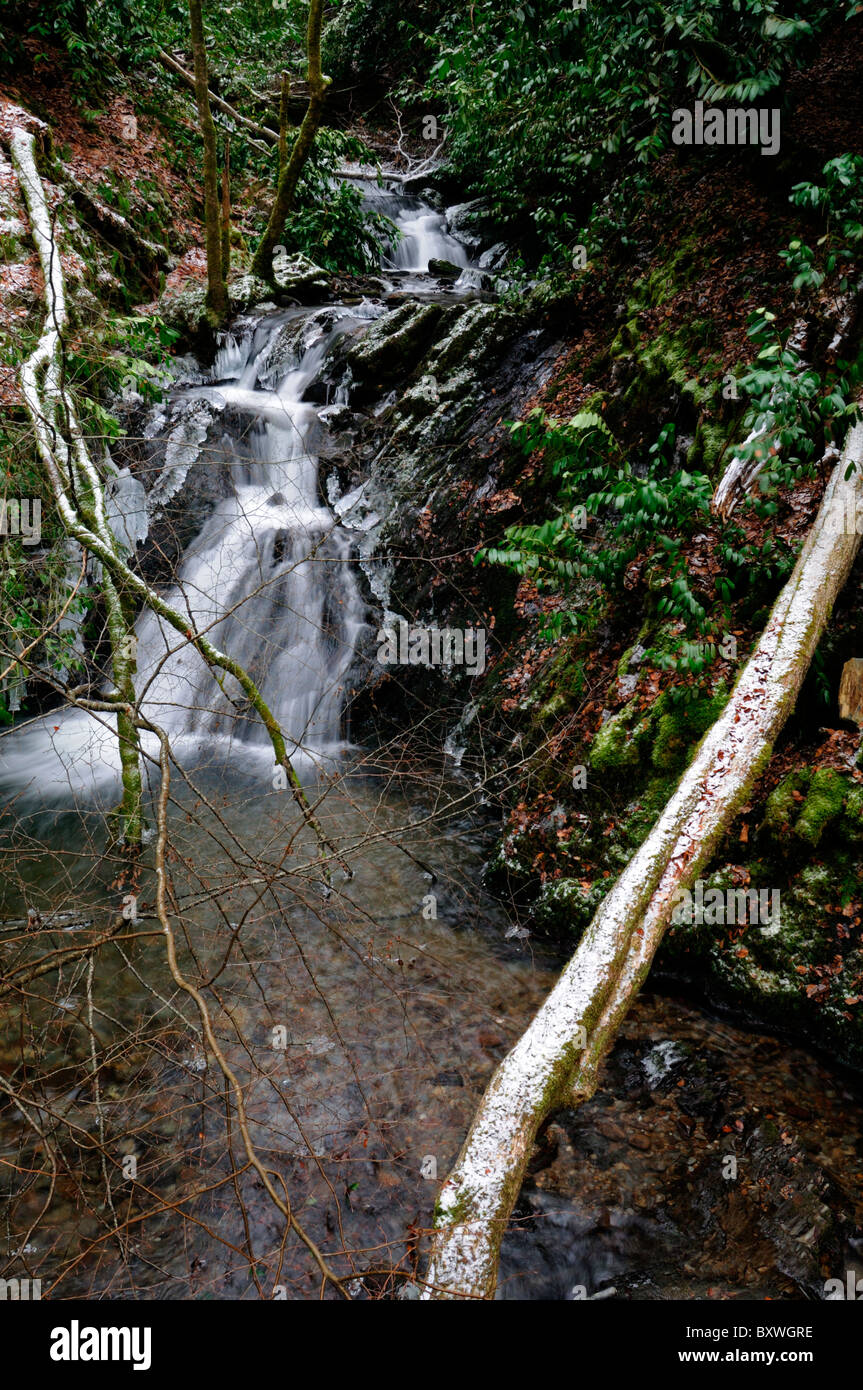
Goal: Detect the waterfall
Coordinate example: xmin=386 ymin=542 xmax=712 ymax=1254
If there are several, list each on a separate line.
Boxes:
xmin=0 ymin=315 xmax=369 ymax=807
xmin=0 ymin=184 xmax=485 ymax=813
xmin=345 ymin=174 xmax=471 ymax=274
xmin=387 ymin=206 xmax=468 ymax=273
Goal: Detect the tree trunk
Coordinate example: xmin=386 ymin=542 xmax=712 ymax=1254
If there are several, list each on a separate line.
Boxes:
xmin=9 ymin=126 xmax=145 ymax=848
xmin=423 ymin=420 xmax=863 ymax=1299
xmin=250 ymin=0 xmax=330 ymax=282
xmin=278 ymin=69 xmax=291 ymax=177
xmin=220 ymin=135 xmax=231 ymax=281
xmin=188 ymin=0 xmax=228 ymax=325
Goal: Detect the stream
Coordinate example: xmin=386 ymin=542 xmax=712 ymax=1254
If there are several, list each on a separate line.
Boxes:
xmin=1 ymin=180 xmax=862 ymax=1301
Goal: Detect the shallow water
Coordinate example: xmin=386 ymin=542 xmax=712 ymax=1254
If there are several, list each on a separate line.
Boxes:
xmin=2 ymin=760 xmax=862 ymax=1300
xmin=0 ymin=761 xmax=560 ymax=1297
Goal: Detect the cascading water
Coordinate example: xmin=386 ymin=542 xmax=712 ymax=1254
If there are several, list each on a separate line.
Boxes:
xmin=0 ymin=184 xmax=481 ymax=812
xmin=138 ymin=333 xmax=367 ymax=758
xmin=387 ymin=202 xmax=468 ymax=273
xmin=346 ymin=173 xmax=472 ymax=275
xmin=0 ymin=313 xmax=370 ymax=807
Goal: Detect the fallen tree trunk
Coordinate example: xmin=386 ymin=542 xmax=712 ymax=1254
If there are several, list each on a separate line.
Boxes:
xmin=156 ymin=48 xmax=279 ymax=145
xmin=423 ymin=418 xmax=863 ymax=1299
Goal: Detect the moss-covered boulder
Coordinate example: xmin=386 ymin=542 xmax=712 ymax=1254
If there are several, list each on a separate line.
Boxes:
xmin=762 ymin=767 xmax=848 ymax=847
xmin=346 ymin=301 xmax=445 ymax=385
xmin=530 ymin=874 xmax=611 ymax=935
xmin=650 ymin=685 xmax=728 ymax=772
xmin=590 ymin=705 xmax=642 ymax=774
xmin=795 ymin=768 xmax=847 ymax=847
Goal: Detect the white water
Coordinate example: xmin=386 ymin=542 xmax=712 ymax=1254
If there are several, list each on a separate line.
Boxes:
xmin=0 ymin=184 xmax=484 ymax=814
xmin=388 ymin=207 xmax=468 ymax=273
xmin=0 ymin=321 xmax=368 ymax=808
xmin=346 ymin=174 xmax=470 ymax=274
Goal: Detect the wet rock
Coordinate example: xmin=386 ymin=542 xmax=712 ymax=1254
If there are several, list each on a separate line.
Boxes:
xmin=161 ymin=256 xmax=332 ymax=341
xmin=479 ymin=242 xmax=510 ymax=271
xmin=422 ymin=301 xmax=502 ymax=376
xmin=427 ymin=258 xmax=462 ymax=279
xmin=158 ymin=281 xmax=209 ymax=338
xmin=446 ymin=198 xmax=484 ymax=227
xmin=346 ymin=300 xmax=446 ymax=388
xmin=497 ymin=995 xmax=861 ymax=1300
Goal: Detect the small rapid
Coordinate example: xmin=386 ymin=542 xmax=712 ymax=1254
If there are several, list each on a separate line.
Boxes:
xmin=0 ymin=314 xmax=370 ymax=805
xmin=0 ymin=184 xmax=481 ymax=813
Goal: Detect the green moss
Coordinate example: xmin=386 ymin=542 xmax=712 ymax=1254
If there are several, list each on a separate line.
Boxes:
xmin=841 ymin=784 xmax=863 ymax=841
xmin=620 ymin=774 xmax=679 ymax=849
xmin=531 ymin=637 xmax=588 ymax=724
xmin=629 ymin=232 xmax=702 ymax=311
xmin=650 ymin=685 xmax=728 ymax=772
xmin=590 ymin=704 xmax=642 ymax=773
xmin=531 ymin=875 xmax=610 ymax=935
xmin=795 ymin=767 xmax=847 ymax=847
xmin=610 ymin=316 xmax=642 ymax=359
xmin=614 ymin=625 xmax=651 ymax=683
xmin=762 ymin=768 xmax=813 ymax=838
xmin=687 ymin=417 xmax=734 ymax=477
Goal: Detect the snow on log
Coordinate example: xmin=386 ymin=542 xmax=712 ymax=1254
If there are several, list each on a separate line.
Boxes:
xmin=423 ymin=420 xmax=863 ymax=1299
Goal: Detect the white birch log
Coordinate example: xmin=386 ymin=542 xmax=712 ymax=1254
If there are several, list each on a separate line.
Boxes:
xmin=424 ymin=419 xmax=863 ymax=1299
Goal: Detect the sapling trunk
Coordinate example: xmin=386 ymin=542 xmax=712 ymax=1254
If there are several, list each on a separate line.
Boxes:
xmin=250 ymin=0 xmax=329 ymax=281
xmin=188 ymin=0 xmax=228 ymax=325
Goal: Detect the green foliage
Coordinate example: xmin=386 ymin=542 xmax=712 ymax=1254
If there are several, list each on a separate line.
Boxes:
xmin=323 ymin=0 xmax=449 ymax=84
xmin=419 ymin=0 xmax=833 ymax=264
xmin=3 ymin=0 xmax=182 ymax=86
xmin=781 ymin=153 xmax=863 ymax=293
xmin=478 ymin=410 xmax=717 ymax=662
xmin=285 ymin=133 xmax=397 ymax=273
xmin=0 ymin=0 xmax=313 ymax=88
xmin=734 ymin=304 xmax=861 ymax=507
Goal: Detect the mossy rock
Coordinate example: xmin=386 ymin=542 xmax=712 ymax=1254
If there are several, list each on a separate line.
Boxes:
xmin=422 ymin=301 xmax=504 ymax=376
xmin=160 ymin=281 xmax=209 ymax=336
xmin=795 ymin=768 xmax=847 ymax=847
xmin=346 ymin=301 xmax=445 ymax=383
xmin=590 ymin=705 xmax=642 ymax=774
xmin=621 ymin=323 xmax=719 ymax=419
xmin=530 ymin=636 xmax=588 ymax=724
xmin=761 ymin=768 xmax=813 ymax=839
xmin=687 ymin=417 xmax=734 ymax=477
xmin=650 ymin=685 xmax=728 ymax=772
xmin=840 ymin=783 xmax=863 ymax=841
xmin=610 ymin=316 xmax=642 ymax=359
xmin=629 ymin=234 xmax=702 ymax=311
xmin=530 ymin=874 xmax=610 ymax=936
